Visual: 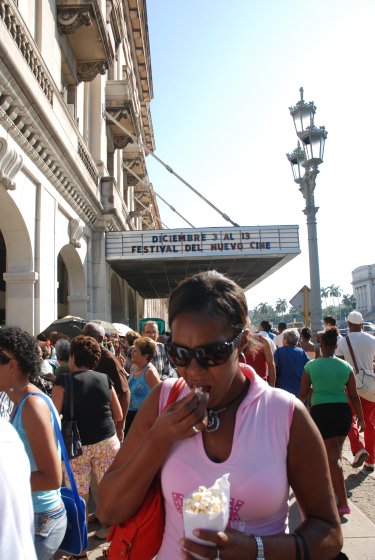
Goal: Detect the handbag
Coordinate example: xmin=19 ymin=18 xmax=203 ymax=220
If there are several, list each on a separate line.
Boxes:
xmin=61 ymin=373 xmax=83 ymax=459
xmin=28 ymin=393 xmax=88 ymax=555
xmin=12 ymin=393 xmax=88 ymax=554
xmin=345 ymin=335 xmax=375 ymax=402
xmin=106 ymin=377 xmax=186 ymax=560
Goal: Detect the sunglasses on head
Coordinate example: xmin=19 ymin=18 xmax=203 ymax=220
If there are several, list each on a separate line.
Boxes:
xmin=165 ymin=330 xmax=244 ymax=368
xmin=0 ymin=351 xmax=11 ymax=365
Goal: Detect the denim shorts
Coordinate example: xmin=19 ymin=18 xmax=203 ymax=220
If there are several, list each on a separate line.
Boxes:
xmin=34 ymin=502 xmax=67 ymax=560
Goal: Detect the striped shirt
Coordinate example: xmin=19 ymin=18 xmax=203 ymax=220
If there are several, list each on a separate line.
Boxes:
xmin=0 ymin=392 xmax=13 ymax=420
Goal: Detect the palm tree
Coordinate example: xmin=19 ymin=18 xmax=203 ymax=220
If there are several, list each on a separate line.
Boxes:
xmin=342 ymin=293 xmax=356 ymax=311
xmin=328 ymin=284 xmax=336 ymax=308
xmin=258 ymin=302 xmax=271 ymax=316
xmin=332 ymin=285 xmax=343 ymax=322
xmin=330 ymin=285 xmax=342 ymax=309
xmin=321 ymin=287 xmax=330 ymax=310
xmin=275 ymin=298 xmax=288 ymax=319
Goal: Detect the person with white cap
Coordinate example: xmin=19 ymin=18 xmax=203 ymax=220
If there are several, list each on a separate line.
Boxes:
xmin=337 ymin=310 xmax=375 ymax=472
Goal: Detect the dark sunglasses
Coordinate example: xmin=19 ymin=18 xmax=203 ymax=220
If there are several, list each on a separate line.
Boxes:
xmin=165 ymin=330 xmax=244 ymax=368
xmin=0 ymin=351 xmax=11 ymax=365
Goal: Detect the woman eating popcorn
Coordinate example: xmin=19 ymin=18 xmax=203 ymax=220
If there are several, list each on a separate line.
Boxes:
xmin=98 ymin=271 xmax=343 ymax=560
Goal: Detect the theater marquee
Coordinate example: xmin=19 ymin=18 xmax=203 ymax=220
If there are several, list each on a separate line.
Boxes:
xmin=105 ymin=226 xmax=300 ymax=298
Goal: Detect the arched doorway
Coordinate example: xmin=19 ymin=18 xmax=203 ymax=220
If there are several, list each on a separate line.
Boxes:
xmin=57 ymin=244 xmax=87 ymax=319
xmin=111 ymin=274 xmax=123 ymax=323
xmin=0 ymin=231 xmax=5 ymax=325
xmin=57 ymin=254 xmax=69 ymax=318
xmin=0 ymin=187 xmax=34 ymax=332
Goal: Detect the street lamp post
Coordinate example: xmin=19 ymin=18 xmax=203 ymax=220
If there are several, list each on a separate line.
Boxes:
xmin=287 ymin=87 xmax=328 ymax=336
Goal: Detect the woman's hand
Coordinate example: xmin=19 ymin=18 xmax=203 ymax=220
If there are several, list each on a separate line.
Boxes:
xmin=116 ymin=423 xmax=124 ymax=442
xmin=151 ymin=388 xmax=209 ymax=445
xmin=358 ymin=417 xmax=366 ymax=432
xmin=181 ymin=529 xmax=254 ymax=560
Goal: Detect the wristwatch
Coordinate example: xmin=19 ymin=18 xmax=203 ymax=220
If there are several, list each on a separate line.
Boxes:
xmin=252 ymin=535 xmax=265 ymax=559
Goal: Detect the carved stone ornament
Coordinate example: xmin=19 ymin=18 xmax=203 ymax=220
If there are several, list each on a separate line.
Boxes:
xmin=57 ymin=7 xmax=93 ymax=34
xmin=77 ymin=61 xmax=108 ymax=82
xmin=69 ymin=218 xmax=85 ymax=248
xmin=0 ymin=137 xmax=23 ymax=190
xmin=125 ymin=174 xmax=139 ymax=187
xmin=113 ymin=135 xmax=132 ymax=150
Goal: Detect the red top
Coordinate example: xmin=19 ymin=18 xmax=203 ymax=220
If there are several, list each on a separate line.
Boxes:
xmin=244 ymin=343 xmax=267 ymax=381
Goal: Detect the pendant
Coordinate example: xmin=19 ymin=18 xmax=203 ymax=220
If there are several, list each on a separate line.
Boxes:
xmin=206 ymin=410 xmax=221 ymax=432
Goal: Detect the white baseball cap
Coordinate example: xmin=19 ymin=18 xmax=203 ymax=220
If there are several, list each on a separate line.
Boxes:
xmin=347 ymin=311 xmax=364 ymax=325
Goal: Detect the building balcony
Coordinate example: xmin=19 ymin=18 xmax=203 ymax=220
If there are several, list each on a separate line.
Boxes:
xmin=106 ymin=80 xmax=140 ymax=149
xmin=56 ymin=0 xmax=114 ymax=82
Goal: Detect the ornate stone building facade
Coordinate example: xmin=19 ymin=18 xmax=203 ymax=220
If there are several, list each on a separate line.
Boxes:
xmin=0 ymin=0 xmax=166 ymax=333
xmin=352 ymin=264 xmax=375 ymax=322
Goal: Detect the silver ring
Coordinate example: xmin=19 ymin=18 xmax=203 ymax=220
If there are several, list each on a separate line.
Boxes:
xmin=192 ymin=424 xmax=201 ymax=433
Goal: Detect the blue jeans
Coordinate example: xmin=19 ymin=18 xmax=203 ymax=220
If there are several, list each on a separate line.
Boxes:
xmin=34 ymin=502 xmax=67 ymax=560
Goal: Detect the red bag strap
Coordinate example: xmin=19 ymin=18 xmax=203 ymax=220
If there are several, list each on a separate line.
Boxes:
xmin=162 ymin=377 xmax=186 ymax=411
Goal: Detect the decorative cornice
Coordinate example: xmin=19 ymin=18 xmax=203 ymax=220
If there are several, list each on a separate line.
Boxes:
xmin=0 ymin=86 xmax=99 ymax=225
xmin=0 ymin=93 xmax=126 ymax=233
xmin=57 ymin=7 xmax=93 ymax=34
xmin=0 ymin=0 xmax=54 ymax=104
xmin=126 ymin=0 xmax=153 ymax=102
xmin=140 ymin=101 xmax=155 ymax=151
xmin=0 ymin=136 xmax=23 ymax=189
xmin=78 ymin=141 xmax=99 ymax=183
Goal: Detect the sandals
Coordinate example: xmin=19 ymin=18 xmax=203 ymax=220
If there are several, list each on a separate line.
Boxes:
xmin=337 ymin=504 xmax=351 ymax=516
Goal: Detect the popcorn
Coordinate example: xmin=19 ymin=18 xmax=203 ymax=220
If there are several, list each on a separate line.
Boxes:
xmin=194 ymin=386 xmax=204 ymax=397
xmin=184 ymin=485 xmax=226 ymax=514
xmin=183 ymin=474 xmax=230 ymax=559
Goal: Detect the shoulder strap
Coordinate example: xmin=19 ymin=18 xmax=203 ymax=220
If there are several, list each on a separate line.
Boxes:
xmin=22 ymin=392 xmax=81 ymax=504
xmin=345 ymin=335 xmax=359 ymax=374
xmin=67 ymin=373 xmax=74 ymax=419
xmin=162 ymin=377 xmax=186 ymax=412
xmin=10 ymin=393 xmax=33 ymax=424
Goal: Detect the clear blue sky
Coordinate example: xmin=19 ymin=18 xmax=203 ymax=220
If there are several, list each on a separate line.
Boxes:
xmin=145 ymin=0 xmax=375 ymax=310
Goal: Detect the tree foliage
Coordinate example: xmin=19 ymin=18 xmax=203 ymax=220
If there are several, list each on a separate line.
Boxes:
xmin=249 ymin=285 xmax=356 ymax=329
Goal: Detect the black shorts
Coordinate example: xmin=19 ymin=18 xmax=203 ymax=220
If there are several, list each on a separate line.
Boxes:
xmin=310 ymin=402 xmax=352 ymax=440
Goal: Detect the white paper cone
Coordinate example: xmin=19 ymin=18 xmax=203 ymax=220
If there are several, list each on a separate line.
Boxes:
xmin=183 ymin=474 xmax=230 ymax=560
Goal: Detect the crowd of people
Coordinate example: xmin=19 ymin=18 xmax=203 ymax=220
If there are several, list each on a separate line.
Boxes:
xmin=0 ymin=318 xmax=176 ymax=559
xmin=1 ymin=276 xmax=374 ymax=560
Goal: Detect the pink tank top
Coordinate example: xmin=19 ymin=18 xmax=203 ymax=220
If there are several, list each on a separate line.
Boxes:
xmin=157 ymin=366 xmax=295 ymax=559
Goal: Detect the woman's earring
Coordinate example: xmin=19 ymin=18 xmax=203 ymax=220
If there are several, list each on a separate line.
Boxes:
xmin=239 ymin=352 xmax=246 ymax=363
xmin=8 ymin=384 xmax=15 ymax=392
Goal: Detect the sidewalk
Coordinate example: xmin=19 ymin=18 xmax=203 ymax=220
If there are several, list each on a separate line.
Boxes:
xmin=85 ymin=497 xmax=375 ymax=560
xmin=289 ymin=494 xmax=375 ymax=560
xmin=83 ymin=441 xmax=375 ymax=560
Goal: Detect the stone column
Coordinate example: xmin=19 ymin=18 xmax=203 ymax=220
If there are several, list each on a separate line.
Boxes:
xmin=3 ymin=271 xmax=38 ymax=333
xmin=90 ymin=74 xmax=107 ymax=165
xmin=88 ymin=225 xmax=111 ymax=320
xmin=67 ymin=294 xmax=89 ymax=318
